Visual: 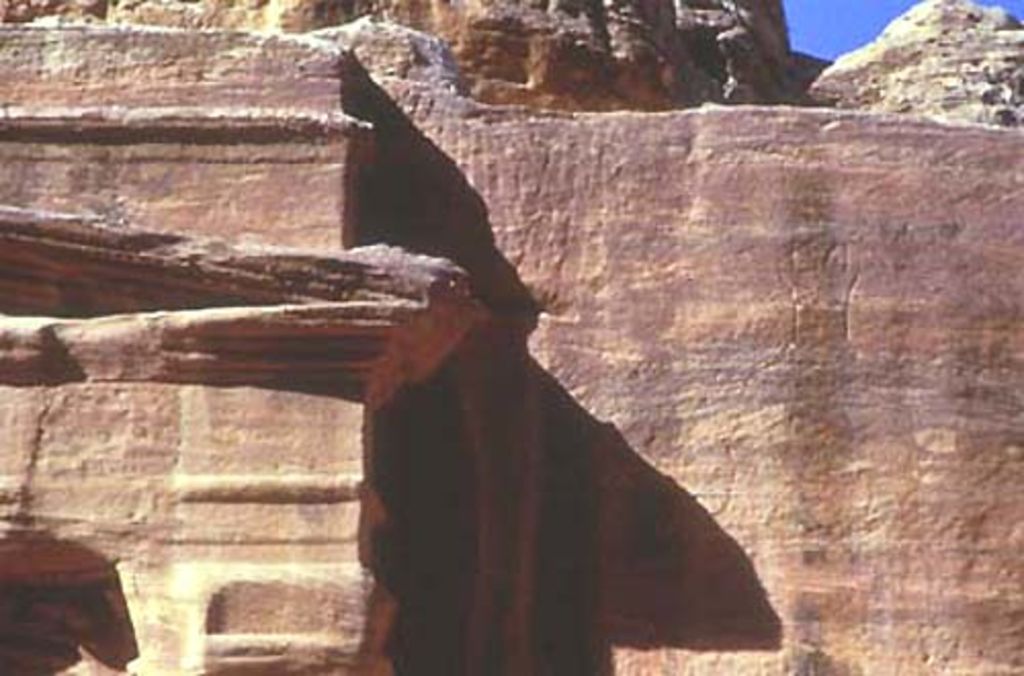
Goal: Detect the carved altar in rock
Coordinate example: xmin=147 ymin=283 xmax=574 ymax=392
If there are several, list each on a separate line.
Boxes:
xmin=0 ymin=207 xmax=480 ymax=674
xmin=0 ymin=26 xmax=487 ymax=674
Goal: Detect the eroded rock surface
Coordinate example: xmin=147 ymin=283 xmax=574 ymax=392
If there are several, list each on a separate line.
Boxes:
xmin=0 ymin=26 xmax=375 ymax=247
xmin=0 ymin=24 xmax=355 ymax=110
xmin=0 ymin=380 xmax=376 ymax=675
xmin=385 ymin=80 xmax=1024 ymax=673
xmin=349 ymin=0 xmax=802 ymax=110
xmin=0 ymin=205 xmax=480 ymax=393
xmin=0 ymin=0 xmax=104 ymax=23
xmin=0 ymin=0 xmax=808 ymax=111
xmin=0 ymin=206 xmax=481 ymax=674
xmin=2 ymin=9 xmax=1024 ymax=676
xmin=811 ymin=0 xmax=1024 ymax=128
xmin=314 ymin=17 xmax=467 ymax=94
xmin=0 ymin=25 xmax=543 ymax=675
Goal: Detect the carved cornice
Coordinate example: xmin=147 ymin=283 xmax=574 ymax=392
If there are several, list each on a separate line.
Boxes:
xmin=0 ymin=106 xmax=370 ymax=145
xmin=0 ymin=207 xmax=484 ymax=403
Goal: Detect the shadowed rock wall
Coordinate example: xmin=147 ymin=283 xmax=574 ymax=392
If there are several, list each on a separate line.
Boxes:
xmin=380 ymin=81 xmax=1024 ymax=674
xmin=2 ymin=8 xmax=1024 ymax=675
xmin=0 ymin=25 xmax=552 ymax=675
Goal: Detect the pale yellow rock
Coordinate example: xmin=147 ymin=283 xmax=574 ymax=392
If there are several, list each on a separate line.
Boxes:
xmin=913 ymin=427 xmax=959 ymax=455
xmin=811 ymin=0 xmax=1024 ymax=128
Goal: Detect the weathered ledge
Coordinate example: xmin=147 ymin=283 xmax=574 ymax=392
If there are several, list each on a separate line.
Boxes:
xmin=0 ymin=106 xmax=371 ymax=144
xmin=0 ymin=206 xmax=484 ymax=401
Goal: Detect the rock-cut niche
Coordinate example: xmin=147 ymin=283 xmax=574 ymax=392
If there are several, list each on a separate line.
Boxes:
xmin=0 ymin=527 xmax=138 ymax=674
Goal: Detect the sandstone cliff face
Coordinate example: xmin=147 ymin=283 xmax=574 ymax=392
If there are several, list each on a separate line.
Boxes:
xmin=329 ymin=0 xmax=801 ymax=110
xmin=0 ymin=24 xmax=548 ymax=675
xmin=315 ymin=17 xmax=467 ymax=94
xmin=2 ymin=5 xmax=1024 ymax=676
xmin=0 ymin=0 xmax=805 ymax=111
xmin=0 ymin=26 xmax=372 ymax=248
xmin=811 ymin=0 xmax=1024 ymax=128
xmin=383 ymin=78 xmax=1024 ymax=674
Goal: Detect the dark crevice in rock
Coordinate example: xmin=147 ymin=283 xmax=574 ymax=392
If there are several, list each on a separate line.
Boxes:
xmin=342 ymin=59 xmax=783 ymax=672
xmin=0 ymin=530 xmax=138 ymax=674
xmin=340 ymin=57 xmax=541 ymax=319
xmin=368 ymin=354 xmax=479 ymax=674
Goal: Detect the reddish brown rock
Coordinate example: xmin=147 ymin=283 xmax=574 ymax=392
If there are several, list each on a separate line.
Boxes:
xmin=0 ymin=26 xmax=371 ymax=248
xmin=0 ymin=25 xmax=543 ymax=675
xmin=381 ymin=82 xmax=1024 ymax=673
xmin=0 ymin=106 xmax=368 ymax=248
xmin=0 ymin=0 xmax=806 ymax=111
xmin=325 ymin=0 xmax=802 ymax=110
xmin=3 ymin=16 xmax=1024 ymax=676
xmin=0 ymin=0 xmax=104 ymax=23
xmin=313 ymin=17 xmax=467 ymax=94
xmin=0 ymin=206 xmax=481 ymax=674
xmin=0 ymin=205 xmax=481 ymax=394
xmin=0 ymin=25 xmax=354 ymax=110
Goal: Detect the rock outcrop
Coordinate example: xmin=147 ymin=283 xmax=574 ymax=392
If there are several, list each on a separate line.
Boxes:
xmin=2 ymin=5 xmax=1024 ymax=676
xmin=0 ymin=26 xmax=372 ymax=248
xmin=382 ymin=76 xmax=1024 ymax=674
xmin=0 ymin=25 xmax=356 ymax=110
xmin=315 ymin=17 xmax=467 ymax=94
xmin=0 ymin=0 xmax=808 ymax=111
xmin=0 ymin=0 xmax=105 ymax=23
xmin=0 ymin=25 xmax=545 ymax=675
xmin=341 ymin=0 xmax=802 ymax=110
xmin=0 ymin=206 xmax=480 ymax=396
xmin=811 ymin=0 xmax=1024 ymax=128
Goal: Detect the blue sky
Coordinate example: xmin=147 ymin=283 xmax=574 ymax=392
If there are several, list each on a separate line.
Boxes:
xmin=784 ymin=0 xmax=1024 ymax=59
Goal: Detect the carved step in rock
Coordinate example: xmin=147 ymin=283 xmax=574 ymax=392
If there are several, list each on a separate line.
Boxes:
xmin=0 ymin=207 xmax=482 ymax=674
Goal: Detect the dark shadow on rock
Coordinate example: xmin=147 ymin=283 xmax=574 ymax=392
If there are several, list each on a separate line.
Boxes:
xmin=367 ymin=356 xmax=479 ymax=676
xmin=788 ymin=52 xmax=832 ymax=101
xmin=0 ymin=522 xmax=138 ymax=674
xmin=532 ymin=364 xmax=782 ymax=673
xmin=340 ymin=58 xmax=539 ymax=320
xmin=339 ymin=62 xmax=780 ymax=674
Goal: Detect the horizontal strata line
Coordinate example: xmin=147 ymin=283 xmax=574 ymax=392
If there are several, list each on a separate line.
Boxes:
xmin=160 ymin=538 xmax=357 ymax=546
xmin=0 ymin=105 xmax=369 ymax=144
xmin=204 ymin=633 xmax=361 ymax=658
xmin=0 ymin=153 xmax=342 ymax=165
xmin=154 ymin=541 xmax=355 ymax=551
xmin=173 ymin=474 xmax=362 ymax=504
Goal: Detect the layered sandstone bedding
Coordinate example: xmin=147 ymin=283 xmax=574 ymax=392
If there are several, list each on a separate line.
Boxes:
xmin=1 ymin=1 xmax=1023 ymax=675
